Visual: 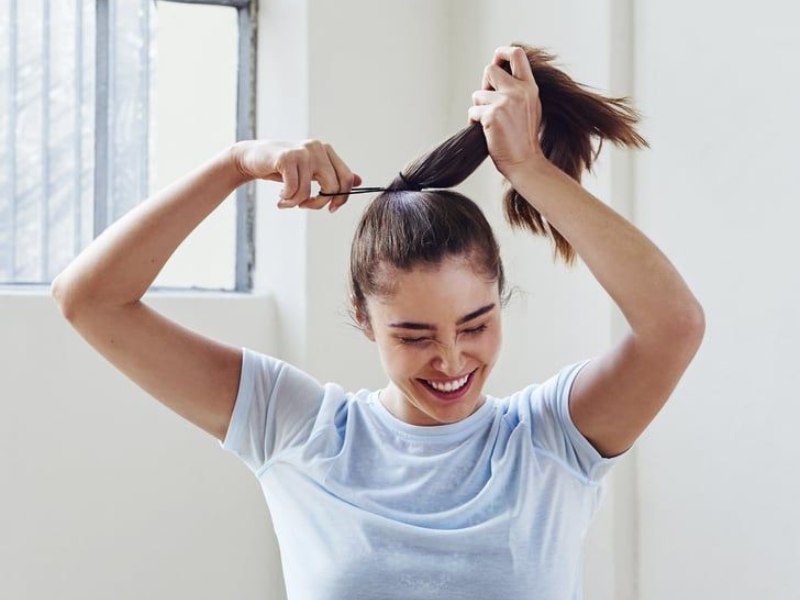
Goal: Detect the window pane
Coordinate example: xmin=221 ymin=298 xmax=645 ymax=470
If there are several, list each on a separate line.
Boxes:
xmin=108 ymin=0 xmax=155 ymax=224
xmin=150 ymin=1 xmax=238 ymax=291
xmin=5 ymin=0 xmax=45 ymax=282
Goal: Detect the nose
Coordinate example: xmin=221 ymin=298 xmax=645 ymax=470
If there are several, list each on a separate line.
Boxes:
xmin=432 ymin=341 xmax=467 ymax=376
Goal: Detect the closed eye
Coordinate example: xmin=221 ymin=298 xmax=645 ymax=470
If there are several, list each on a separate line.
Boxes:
xmin=399 ymin=324 xmax=488 ymax=346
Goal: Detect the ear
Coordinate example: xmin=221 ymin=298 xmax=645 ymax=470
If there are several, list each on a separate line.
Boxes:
xmin=363 ymin=327 xmax=376 ymax=342
xmin=352 ymin=297 xmax=376 ymax=342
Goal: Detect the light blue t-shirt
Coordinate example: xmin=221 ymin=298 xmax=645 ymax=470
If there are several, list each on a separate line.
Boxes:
xmin=219 ymin=347 xmax=632 ymax=600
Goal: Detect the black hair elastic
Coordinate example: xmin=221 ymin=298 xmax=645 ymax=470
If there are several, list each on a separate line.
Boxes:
xmin=398 ymin=172 xmax=423 ymax=191
xmin=318 ymin=172 xmax=423 ymax=196
xmin=318 ymin=187 xmax=386 ymax=196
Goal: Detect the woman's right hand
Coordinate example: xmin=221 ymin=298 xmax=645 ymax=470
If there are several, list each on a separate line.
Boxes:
xmin=232 ymin=139 xmax=362 ymax=213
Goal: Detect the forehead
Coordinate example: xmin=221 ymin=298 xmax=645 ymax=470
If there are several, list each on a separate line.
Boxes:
xmin=368 ymin=258 xmax=498 ymax=325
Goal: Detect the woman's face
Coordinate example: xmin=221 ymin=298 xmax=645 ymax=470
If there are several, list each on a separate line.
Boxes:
xmin=360 ymin=256 xmax=502 ymax=426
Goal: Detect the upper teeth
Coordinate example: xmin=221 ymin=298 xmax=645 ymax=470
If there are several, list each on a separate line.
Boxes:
xmin=426 ymin=373 xmax=469 ymax=392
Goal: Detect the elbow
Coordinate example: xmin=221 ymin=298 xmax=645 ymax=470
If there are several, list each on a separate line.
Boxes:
xmin=50 ymin=274 xmax=64 ymax=303
xmin=684 ymin=302 xmax=706 ymax=336
xmin=50 ymin=275 xmax=73 ymax=320
xmin=670 ymin=302 xmax=706 ymax=346
xmin=641 ymin=301 xmax=706 ymax=345
xmin=50 ymin=274 xmax=84 ymax=321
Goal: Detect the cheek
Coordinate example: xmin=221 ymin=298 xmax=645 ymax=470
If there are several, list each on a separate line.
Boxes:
xmin=479 ymin=328 xmax=502 ymax=360
xmin=381 ymin=343 xmax=421 ymax=376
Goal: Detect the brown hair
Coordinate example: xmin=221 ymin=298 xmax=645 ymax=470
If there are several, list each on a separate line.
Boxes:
xmin=348 ymin=42 xmax=648 ymax=331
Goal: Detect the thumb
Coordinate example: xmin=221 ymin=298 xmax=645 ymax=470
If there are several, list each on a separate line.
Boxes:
xmin=354 ymin=173 xmax=362 ymax=186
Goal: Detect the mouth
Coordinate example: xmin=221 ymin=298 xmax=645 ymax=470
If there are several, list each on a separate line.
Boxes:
xmin=416 ymin=367 xmax=479 ymax=403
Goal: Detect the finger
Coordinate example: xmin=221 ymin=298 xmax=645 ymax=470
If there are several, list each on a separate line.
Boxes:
xmin=278 ymin=161 xmax=299 ymax=202
xmin=483 ymin=63 xmax=517 ymax=93
xmin=471 ymin=89 xmax=503 ymax=107
xmin=302 ymin=162 xmax=339 ymax=210
xmin=467 ymin=104 xmax=491 ymax=125
xmin=493 ymin=45 xmax=534 ymax=82
xmin=481 ymin=62 xmax=493 ymax=91
xmin=286 ymin=155 xmax=311 ymax=206
xmin=325 ymin=145 xmax=355 ymax=208
xmin=324 ymin=145 xmax=356 ymax=212
xmin=482 ymin=62 xmax=515 ymax=92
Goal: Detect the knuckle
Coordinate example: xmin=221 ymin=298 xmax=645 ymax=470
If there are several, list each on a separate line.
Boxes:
xmin=286 ymin=148 xmax=303 ymax=162
xmin=302 ymin=138 xmax=323 ymax=150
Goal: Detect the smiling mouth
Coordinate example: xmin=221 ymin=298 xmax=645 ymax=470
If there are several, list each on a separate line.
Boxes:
xmin=416 ymin=367 xmax=478 ymax=402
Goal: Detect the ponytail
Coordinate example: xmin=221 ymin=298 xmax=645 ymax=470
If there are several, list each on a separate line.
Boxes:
xmin=383 ymin=42 xmax=648 ymax=266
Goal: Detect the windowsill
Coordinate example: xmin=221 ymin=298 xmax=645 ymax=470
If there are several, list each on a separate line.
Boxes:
xmin=0 ymin=283 xmax=260 ymax=300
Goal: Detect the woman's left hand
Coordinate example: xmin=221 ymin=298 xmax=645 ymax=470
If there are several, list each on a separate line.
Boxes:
xmin=468 ymin=46 xmax=546 ymax=178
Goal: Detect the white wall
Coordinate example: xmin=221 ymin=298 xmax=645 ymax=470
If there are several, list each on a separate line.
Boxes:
xmin=0 ymin=292 xmax=282 ymax=599
xmin=633 ymin=1 xmax=800 ymax=598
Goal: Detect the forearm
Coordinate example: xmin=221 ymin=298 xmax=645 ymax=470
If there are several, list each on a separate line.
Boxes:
xmin=53 ymin=142 xmax=252 ymax=309
xmin=507 ymin=158 xmax=704 ymax=338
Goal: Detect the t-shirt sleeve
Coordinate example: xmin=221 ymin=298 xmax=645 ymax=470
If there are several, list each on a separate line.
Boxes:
xmin=527 ymin=357 xmax=634 ymax=484
xmin=218 ymin=346 xmax=327 ymax=475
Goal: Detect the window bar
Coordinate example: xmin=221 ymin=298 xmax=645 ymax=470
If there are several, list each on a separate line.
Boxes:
xmin=139 ymin=0 xmax=150 ymax=203
xmin=93 ymin=0 xmax=109 ymax=238
xmin=108 ymin=0 xmax=117 ymax=225
xmin=234 ymin=0 xmax=256 ymax=292
xmin=73 ymin=0 xmax=84 ymax=257
xmin=42 ymin=0 xmax=51 ymax=279
xmin=162 ymin=0 xmax=250 ymax=7
xmin=7 ymin=0 xmax=18 ymax=278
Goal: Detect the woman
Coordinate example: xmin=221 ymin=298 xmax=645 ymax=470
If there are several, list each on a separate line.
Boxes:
xmin=52 ymin=43 xmax=704 ymax=599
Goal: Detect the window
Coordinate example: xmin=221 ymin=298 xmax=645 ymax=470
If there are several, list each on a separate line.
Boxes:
xmin=0 ymin=0 xmax=256 ymax=292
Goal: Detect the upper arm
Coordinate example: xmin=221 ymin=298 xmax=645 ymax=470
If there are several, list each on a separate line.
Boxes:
xmin=55 ymin=296 xmax=243 ymax=443
xmin=568 ymin=311 xmax=705 ymax=458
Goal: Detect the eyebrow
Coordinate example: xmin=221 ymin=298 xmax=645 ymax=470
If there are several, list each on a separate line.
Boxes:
xmin=388 ymin=303 xmax=496 ymax=330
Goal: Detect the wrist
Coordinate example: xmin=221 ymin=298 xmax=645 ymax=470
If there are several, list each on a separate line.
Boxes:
xmin=227 ymin=141 xmax=256 ymax=185
xmin=504 ymin=153 xmax=554 ymax=184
